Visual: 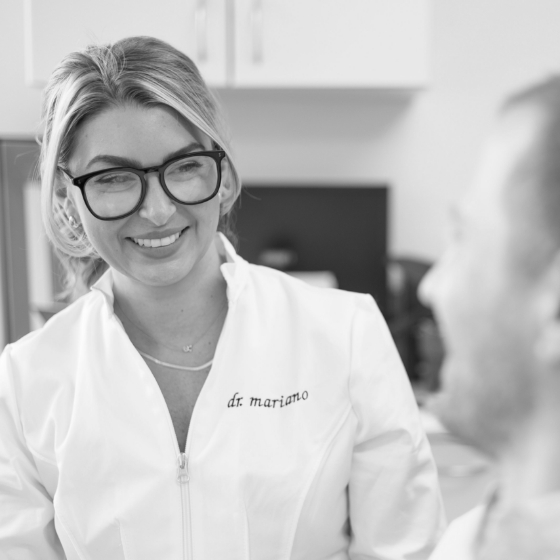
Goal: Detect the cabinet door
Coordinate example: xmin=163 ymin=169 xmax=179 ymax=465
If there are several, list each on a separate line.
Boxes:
xmin=233 ymin=0 xmax=430 ymax=88
xmin=24 ymin=0 xmax=228 ymax=88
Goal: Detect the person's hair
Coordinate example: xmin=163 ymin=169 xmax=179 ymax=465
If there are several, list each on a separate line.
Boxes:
xmin=40 ymin=36 xmax=241 ymax=301
xmin=495 ymin=76 xmax=560 ymax=277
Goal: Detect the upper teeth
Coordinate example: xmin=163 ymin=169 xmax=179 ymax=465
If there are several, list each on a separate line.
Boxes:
xmin=132 ymin=231 xmax=181 ymax=248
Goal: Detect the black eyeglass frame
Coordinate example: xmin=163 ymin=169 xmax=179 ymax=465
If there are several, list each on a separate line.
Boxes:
xmin=59 ymin=149 xmax=226 ymax=221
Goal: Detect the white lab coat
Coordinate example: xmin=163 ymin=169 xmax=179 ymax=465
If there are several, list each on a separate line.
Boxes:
xmin=428 ymin=507 xmax=484 ymax=560
xmin=0 ymin=235 xmax=445 ymax=560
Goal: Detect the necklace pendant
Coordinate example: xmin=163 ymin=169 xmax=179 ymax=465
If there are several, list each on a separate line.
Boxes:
xmin=182 ymin=345 xmax=193 ymax=353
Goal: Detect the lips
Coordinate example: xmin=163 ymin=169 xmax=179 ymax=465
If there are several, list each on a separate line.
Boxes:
xmin=130 ymin=227 xmax=188 ymax=248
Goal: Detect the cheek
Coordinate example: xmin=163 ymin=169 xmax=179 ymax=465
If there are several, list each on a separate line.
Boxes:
xmin=87 ymin=225 xmax=115 ymax=248
xmin=436 ymin=271 xmax=533 ymax=426
xmin=431 ymin=256 xmax=479 ymax=344
xmin=72 ymin=191 xmax=101 ymax=235
xmin=436 ymin=320 xmax=536 ymax=451
xmin=188 ymin=199 xmax=221 ymax=232
xmin=435 ymin=242 xmax=508 ymax=344
xmin=80 ymin=216 xmax=124 ymax=261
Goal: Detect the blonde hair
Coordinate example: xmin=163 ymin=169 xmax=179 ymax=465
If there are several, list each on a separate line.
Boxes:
xmin=40 ymin=36 xmax=241 ymax=300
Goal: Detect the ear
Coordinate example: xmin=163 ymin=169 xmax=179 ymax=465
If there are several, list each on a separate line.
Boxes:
xmin=534 ymin=251 xmax=560 ymax=366
xmin=63 ymin=195 xmax=78 ymax=220
xmin=218 ymin=156 xmax=237 ymax=215
xmin=62 ymin=187 xmax=83 ymax=230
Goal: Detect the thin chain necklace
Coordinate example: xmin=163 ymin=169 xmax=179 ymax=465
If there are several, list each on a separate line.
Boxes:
xmin=114 ymin=297 xmax=227 ymax=372
xmin=115 ymin=297 xmax=227 ymax=353
xmin=137 ymin=350 xmax=213 ymax=372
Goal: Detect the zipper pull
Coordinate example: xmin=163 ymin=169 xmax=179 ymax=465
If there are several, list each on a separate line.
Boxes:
xmin=177 ymin=452 xmax=189 ymax=484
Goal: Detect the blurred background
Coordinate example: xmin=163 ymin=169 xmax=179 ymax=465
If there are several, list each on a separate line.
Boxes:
xmin=3 ymin=0 xmax=560 ymax=521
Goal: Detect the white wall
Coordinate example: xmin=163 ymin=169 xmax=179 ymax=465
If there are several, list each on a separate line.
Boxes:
xmin=3 ymin=0 xmax=560 ymax=260
xmin=0 ymin=1 xmax=43 ymax=136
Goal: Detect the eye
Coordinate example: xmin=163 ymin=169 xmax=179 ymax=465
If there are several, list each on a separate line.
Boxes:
xmin=172 ymin=160 xmax=201 ymax=173
xmin=97 ymin=174 xmax=129 ymax=184
xmin=88 ymin=171 xmax=139 ymax=191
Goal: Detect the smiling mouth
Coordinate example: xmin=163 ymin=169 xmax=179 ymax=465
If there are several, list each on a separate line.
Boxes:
xmin=131 ymin=227 xmax=188 ymax=248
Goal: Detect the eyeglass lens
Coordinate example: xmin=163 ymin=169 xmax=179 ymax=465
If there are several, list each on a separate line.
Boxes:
xmin=84 ymin=154 xmax=219 ymax=218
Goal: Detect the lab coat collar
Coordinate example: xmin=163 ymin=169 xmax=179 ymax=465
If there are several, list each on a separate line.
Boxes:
xmin=91 ymin=232 xmax=249 ymax=306
xmin=217 ymin=232 xmax=249 ymax=303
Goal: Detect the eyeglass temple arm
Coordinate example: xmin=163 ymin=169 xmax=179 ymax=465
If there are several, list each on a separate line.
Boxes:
xmin=57 ymin=166 xmax=76 ymax=181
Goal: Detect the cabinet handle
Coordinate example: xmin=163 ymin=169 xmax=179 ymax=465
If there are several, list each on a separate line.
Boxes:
xmin=195 ymin=0 xmax=208 ymax=63
xmin=250 ymin=0 xmax=264 ymax=64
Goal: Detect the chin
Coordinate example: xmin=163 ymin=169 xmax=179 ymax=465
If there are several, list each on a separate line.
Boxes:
xmin=431 ymin=360 xmax=496 ymax=456
xmin=432 ymin=392 xmax=481 ymax=447
xmin=120 ymin=260 xmax=191 ymax=287
xmin=433 ymin=358 xmax=519 ymax=458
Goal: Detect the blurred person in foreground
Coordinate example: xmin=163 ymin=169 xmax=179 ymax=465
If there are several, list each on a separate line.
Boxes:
xmin=421 ymin=77 xmax=560 ymax=560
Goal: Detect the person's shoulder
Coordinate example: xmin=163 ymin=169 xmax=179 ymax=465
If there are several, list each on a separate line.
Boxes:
xmin=246 ymin=262 xmax=377 ymax=309
xmin=6 ymin=290 xmax=104 ymax=366
xmin=244 ymin=264 xmax=385 ymax=334
xmin=429 ymin=506 xmax=485 ymax=560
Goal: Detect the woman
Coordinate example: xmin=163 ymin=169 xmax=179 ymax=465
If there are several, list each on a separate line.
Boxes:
xmin=0 ymin=36 xmax=445 ymax=559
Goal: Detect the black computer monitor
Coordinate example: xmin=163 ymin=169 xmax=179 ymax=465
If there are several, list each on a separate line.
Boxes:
xmin=233 ymin=185 xmax=388 ymax=315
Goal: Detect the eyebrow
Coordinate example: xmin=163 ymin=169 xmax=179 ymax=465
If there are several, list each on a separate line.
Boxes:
xmin=84 ymin=142 xmax=206 ymax=170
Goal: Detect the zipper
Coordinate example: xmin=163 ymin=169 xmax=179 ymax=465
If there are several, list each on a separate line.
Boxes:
xmin=177 ymin=452 xmax=190 ymax=560
xmin=111 ymin=309 xmax=192 ymax=559
xmin=177 ymin=452 xmax=189 ymax=484
xmin=179 ymin=299 xmax=233 ymax=560
xmin=121 ymin=298 xmax=233 ymax=560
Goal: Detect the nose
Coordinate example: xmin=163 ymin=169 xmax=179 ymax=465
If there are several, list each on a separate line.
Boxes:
xmin=138 ymin=173 xmax=177 ymax=226
xmin=418 ymin=263 xmax=437 ymax=309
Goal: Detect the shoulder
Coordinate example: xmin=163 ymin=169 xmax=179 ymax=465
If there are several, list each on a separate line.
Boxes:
xmin=429 ymin=506 xmax=485 ymax=560
xmin=242 ymin=264 xmax=394 ymax=367
xmin=244 ymin=262 xmax=379 ymax=318
xmin=4 ymin=290 xmax=106 ymax=373
xmin=0 ymin=290 xmax=109 ymax=450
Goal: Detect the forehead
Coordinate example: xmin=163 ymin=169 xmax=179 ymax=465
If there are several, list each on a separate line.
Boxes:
xmin=69 ymin=104 xmax=206 ymax=167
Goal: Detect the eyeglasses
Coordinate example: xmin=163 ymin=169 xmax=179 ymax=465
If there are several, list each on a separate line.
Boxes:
xmin=59 ymin=149 xmax=226 ymax=221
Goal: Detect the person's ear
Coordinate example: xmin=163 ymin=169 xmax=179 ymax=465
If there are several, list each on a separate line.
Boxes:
xmin=534 ymin=251 xmax=560 ymax=365
xmin=63 ymin=194 xmax=81 ymax=229
xmin=218 ymin=156 xmax=237 ymax=215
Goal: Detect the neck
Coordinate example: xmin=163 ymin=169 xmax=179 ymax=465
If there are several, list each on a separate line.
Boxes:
xmin=111 ymin=238 xmax=228 ymax=349
xmin=497 ymin=399 xmax=560 ymax=508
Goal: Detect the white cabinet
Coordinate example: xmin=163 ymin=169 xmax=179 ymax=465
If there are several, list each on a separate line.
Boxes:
xmin=234 ymin=0 xmax=430 ymax=88
xmin=25 ymin=0 xmax=430 ymax=89
xmin=24 ymin=0 xmax=229 ymax=87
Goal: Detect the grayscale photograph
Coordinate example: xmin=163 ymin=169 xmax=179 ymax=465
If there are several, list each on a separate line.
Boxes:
xmin=1 ymin=1 xmax=559 ymax=559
